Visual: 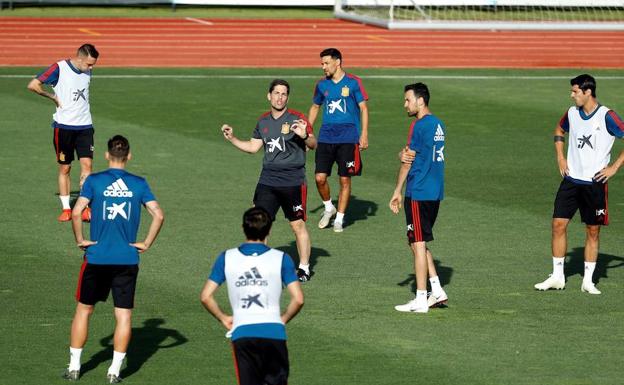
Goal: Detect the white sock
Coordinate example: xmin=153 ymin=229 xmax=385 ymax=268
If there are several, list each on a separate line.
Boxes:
xmin=429 ymin=276 xmax=443 ymax=296
xmin=108 ymin=351 xmax=126 ymax=376
xmin=415 ymin=290 xmax=427 ymax=306
xmin=552 ymin=257 xmax=565 ymax=278
xmin=583 ymin=262 xmax=596 ymax=284
xmin=60 ymin=195 xmax=71 ymax=210
xmin=299 ymin=263 xmax=310 ymax=274
xmin=69 ymin=347 xmax=82 ymax=371
xmin=323 ymin=200 xmax=335 ymax=212
xmin=335 ymin=212 xmax=345 ymax=223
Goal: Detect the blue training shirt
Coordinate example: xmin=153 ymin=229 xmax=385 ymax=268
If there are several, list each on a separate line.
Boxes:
xmin=312 ymin=73 xmax=368 ymax=144
xmin=406 ymin=114 xmax=446 ymax=201
xmin=80 ymin=168 xmax=156 ymax=265
xmin=208 ymin=243 xmax=297 ymax=341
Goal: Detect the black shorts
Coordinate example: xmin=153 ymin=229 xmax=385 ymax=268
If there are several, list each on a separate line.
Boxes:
xmin=553 ymin=178 xmax=609 ymax=225
xmin=75 ymin=261 xmax=139 ymax=309
xmin=253 ymin=183 xmax=307 ymax=222
xmin=404 ymin=198 xmax=440 ymax=243
xmin=315 ymin=143 xmax=362 ymax=177
xmin=52 ymin=126 xmax=94 ymax=164
xmin=232 ymin=338 xmax=289 ymax=385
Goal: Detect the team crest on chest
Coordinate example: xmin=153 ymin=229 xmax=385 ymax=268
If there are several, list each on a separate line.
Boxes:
xmin=281 ymin=122 xmax=291 ymax=135
xmin=341 ymin=86 xmax=350 ymax=97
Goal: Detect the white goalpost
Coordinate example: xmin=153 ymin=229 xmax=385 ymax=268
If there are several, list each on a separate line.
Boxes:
xmin=334 ymin=0 xmax=624 ymax=30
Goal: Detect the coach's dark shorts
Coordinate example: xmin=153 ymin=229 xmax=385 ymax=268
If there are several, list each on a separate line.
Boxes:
xmin=404 ymin=198 xmax=440 ymax=244
xmin=315 ymin=142 xmax=362 ymax=177
xmin=75 ymin=261 xmax=139 ymax=309
xmin=253 ymin=183 xmax=307 ymax=222
xmin=52 ymin=126 xmax=94 ymax=164
xmin=553 ymin=178 xmax=609 ymax=225
xmin=232 ymin=338 xmax=289 ymax=385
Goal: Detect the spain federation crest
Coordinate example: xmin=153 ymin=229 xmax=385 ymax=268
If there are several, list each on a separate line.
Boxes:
xmin=341 ymin=86 xmax=350 ymax=97
xmin=281 ymin=122 xmax=291 ymax=135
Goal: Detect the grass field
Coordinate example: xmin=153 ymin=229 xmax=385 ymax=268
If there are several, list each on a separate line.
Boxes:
xmin=1 ymin=67 xmax=624 ymax=385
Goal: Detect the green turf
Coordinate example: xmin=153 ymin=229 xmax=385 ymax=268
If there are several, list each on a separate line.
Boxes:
xmin=1 ymin=67 xmax=623 ymax=385
xmin=0 ymin=5 xmax=333 ymax=18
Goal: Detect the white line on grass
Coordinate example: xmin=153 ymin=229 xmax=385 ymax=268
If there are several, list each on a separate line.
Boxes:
xmin=2 ymin=74 xmax=624 ymax=80
xmin=184 ymin=17 xmax=214 ymax=26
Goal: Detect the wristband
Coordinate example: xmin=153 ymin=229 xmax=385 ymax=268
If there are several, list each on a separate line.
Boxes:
xmin=554 ymin=135 xmax=565 ymax=142
xmin=302 ymin=132 xmax=309 ymax=140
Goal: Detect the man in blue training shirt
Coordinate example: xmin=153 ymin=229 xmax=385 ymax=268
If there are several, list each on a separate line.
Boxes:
xmin=201 ymin=207 xmax=304 ymax=385
xmin=64 ymin=135 xmax=164 ymax=383
xmin=308 ymin=48 xmax=369 ymax=232
xmin=389 ymin=83 xmax=449 ymax=314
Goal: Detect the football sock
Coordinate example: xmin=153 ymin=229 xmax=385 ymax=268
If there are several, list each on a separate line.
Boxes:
xmin=552 ymin=257 xmax=565 ymax=278
xmin=429 ymin=276 xmax=443 ymax=296
xmin=335 ymin=212 xmax=345 ymax=223
xmin=416 ymin=290 xmax=427 ymax=306
xmin=323 ymin=200 xmax=334 ymax=212
xmin=583 ymin=262 xmax=596 ymax=283
xmin=60 ymin=195 xmax=71 ymax=210
xmin=108 ymin=351 xmax=126 ymax=376
xmin=69 ymin=347 xmax=82 ymax=371
xmin=299 ymin=263 xmax=310 ymax=274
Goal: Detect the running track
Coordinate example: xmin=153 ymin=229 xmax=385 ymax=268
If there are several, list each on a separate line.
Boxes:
xmin=1 ymin=17 xmax=623 ymax=68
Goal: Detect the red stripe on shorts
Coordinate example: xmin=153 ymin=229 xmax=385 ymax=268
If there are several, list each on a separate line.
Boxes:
xmin=301 ymin=183 xmax=307 ymax=222
xmin=231 ymin=343 xmax=241 ymax=385
xmin=604 ymin=183 xmax=609 ymax=225
xmin=354 ymin=144 xmax=361 ymax=173
xmin=74 ymin=258 xmax=88 ymax=302
xmin=412 ymin=200 xmax=423 ymax=242
xmin=54 ymin=127 xmax=60 ymax=161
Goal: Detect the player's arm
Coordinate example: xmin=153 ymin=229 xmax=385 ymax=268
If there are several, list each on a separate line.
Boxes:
xmin=554 ymin=125 xmax=568 ymax=177
xmin=389 ymin=162 xmax=410 ymax=214
xmin=398 ymin=146 xmax=416 ymax=164
xmin=130 ymin=200 xmax=164 ymax=253
xmin=308 ymin=104 xmax=321 ymax=128
xmin=72 ymin=196 xmax=96 ymax=250
xmin=200 ymin=279 xmax=233 ymax=330
xmin=27 ymin=77 xmax=60 ymax=107
xmin=281 ymin=281 xmax=304 ymax=324
xmin=292 ymin=118 xmax=317 ymax=150
xmin=358 ymin=101 xmax=369 ymax=150
xmin=221 ymin=124 xmax=263 ymax=153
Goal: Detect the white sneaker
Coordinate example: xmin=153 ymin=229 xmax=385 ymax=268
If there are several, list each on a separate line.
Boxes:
xmin=318 ymin=207 xmax=337 ymax=229
xmin=534 ymin=274 xmax=565 ymax=291
xmin=395 ymin=298 xmax=428 ymax=313
xmin=581 ymin=281 xmax=601 ymax=295
xmin=333 ymin=220 xmax=343 ymax=233
xmin=427 ymin=291 xmax=448 ymax=308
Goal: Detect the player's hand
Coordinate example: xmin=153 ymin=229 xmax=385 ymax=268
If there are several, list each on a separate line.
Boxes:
xmin=221 ymin=124 xmax=234 ymax=141
xmin=594 ymin=166 xmax=616 ymax=183
xmin=359 ymin=135 xmax=369 ymax=150
xmin=220 ymin=315 xmax=233 ymax=330
xmin=557 ymin=157 xmax=569 ymax=177
xmin=291 ymin=119 xmax=308 ymax=139
xmin=130 ymin=242 xmax=149 ymax=253
xmin=53 ymin=95 xmax=62 ymax=108
xmin=77 ymin=240 xmax=96 ymax=250
xmin=389 ymin=191 xmax=402 ymax=214
xmin=400 ymin=146 xmax=416 ymax=164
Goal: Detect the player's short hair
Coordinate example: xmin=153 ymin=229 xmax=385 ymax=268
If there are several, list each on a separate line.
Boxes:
xmin=404 ymin=82 xmax=430 ymax=106
xmin=320 ymin=48 xmax=342 ymax=63
xmin=77 ymin=44 xmax=99 ymax=59
xmin=107 ymin=135 xmax=130 ymax=161
xmin=243 ymin=207 xmax=273 ymax=241
xmin=571 ymin=74 xmax=596 ymax=97
xmin=269 ymin=79 xmax=290 ymax=95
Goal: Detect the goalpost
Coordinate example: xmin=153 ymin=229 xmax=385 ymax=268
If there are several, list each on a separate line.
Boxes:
xmin=334 ymin=0 xmax=624 ymax=30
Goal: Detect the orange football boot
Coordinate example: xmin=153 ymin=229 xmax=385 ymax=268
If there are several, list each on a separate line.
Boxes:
xmin=58 ymin=209 xmax=72 ymax=222
xmin=81 ymin=206 xmax=91 ymax=222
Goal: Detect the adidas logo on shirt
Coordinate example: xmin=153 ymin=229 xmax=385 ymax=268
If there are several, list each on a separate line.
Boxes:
xmin=103 ymin=178 xmax=134 ymax=197
xmin=434 ymin=124 xmax=445 ymax=142
xmin=235 ymin=267 xmax=268 ymax=287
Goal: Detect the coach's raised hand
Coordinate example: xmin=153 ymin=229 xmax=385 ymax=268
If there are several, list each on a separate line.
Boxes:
xmin=221 ymin=124 xmax=234 ymax=141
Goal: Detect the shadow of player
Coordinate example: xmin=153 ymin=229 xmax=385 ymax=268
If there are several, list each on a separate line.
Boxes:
xmin=565 ymin=247 xmax=624 ymax=284
xmin=309 ymin=195 xmax=377 ymax=229
xmin=80 ymin=318 xmax=188 ymax=379
xmin=397 ymin=259 xmax=454 ymax=294
xmin=276 ymin=241 xmax=331 ymax=273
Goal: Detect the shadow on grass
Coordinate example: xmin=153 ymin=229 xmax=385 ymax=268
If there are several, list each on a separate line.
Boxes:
xmin=276 ymin=241 xmax=331 ymax=273
xmin=81 ymin=318 xmax=188 ymax=379
xmin=565 ymin=247 xmax=624 ymax=283
xmin=397 ymin=259 xmax=454 ymax=294
xmin=309 ymin=195 xmax=377 ymax=229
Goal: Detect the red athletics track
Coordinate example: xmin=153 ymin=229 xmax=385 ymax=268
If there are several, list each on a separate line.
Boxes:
xmin=0 ymin=17 xmax=623 ymax=68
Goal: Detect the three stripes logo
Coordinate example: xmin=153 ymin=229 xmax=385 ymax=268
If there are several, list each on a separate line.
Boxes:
xmin=235 ymin=267 xmax=268 ymax=287
xmin=434 ymin=124 xmax=445 ymax=142
xmin=103 ymin=178 xmax=134 ymax=197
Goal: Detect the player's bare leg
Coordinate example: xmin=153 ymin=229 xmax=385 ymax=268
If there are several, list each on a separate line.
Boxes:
xmin=291 ymin=219 xmax=312 ymax=281
xmin=535 ymin=218 xmax=569 ymax=291
xmin=395 ymin=241 xmax=429 ymax=313
xmin=58 ymin=164 xmax=72 ymax=221
xmin=64 ymin=302 xmax=94 ymax=379
xmin=108 ymin=308 xmax=132 ymax=381
xmin=426 ymin=248 xmax=448 ymax=307
xmin=78 ymin=157 xmax=92 ymax=222
xmin=332 ymin=176 xmax=351 ymax=232
xmin=316 ymin=173 xmax=337 ymax=229
xmin=581 ymin=225 xmax=601 ymax=294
